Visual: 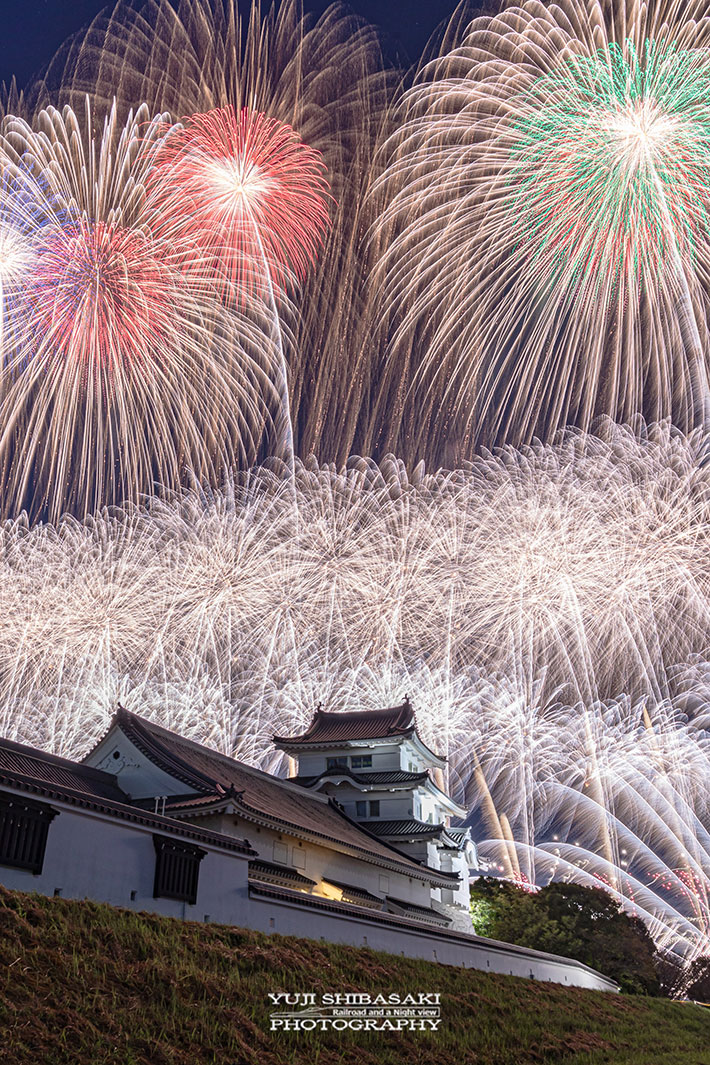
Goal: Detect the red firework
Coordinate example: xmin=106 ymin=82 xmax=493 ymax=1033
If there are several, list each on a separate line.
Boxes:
xmin=146 ymin=107 xmax=331 ymax=300
xmin=26 ymin=219 xmax=174 ymax=374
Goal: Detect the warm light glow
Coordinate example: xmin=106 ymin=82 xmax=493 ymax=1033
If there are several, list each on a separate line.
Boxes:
xmin=0 ymin=423 xmax=707 ymax=963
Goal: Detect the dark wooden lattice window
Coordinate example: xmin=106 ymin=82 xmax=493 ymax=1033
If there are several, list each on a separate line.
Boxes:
xmin=153 ymin=836 xmax=206 ymax=905
xmin=350 ymin=755 xmax=372 ymax=769
xmin=0 ymin=792 xmax=57 ymax=874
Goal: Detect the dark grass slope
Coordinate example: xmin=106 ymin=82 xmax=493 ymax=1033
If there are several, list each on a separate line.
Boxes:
xmin=1 ymin=887 xmax=709 ymax=1065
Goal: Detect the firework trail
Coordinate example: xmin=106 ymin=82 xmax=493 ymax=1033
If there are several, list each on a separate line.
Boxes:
xmin=147 ymin=105 xmax=331 ymax=469
xmin=0 ymin=423 xmax=706 ymax=959
xmin=0 ymin=100 xmax=280 ymax=522
xmin=465 ymin=681 xmax=710 ymax=961
xmin=21 ymin=0 xmax=710 ymax=472
xmin=371 ymin=0 xmax=710 ymax=456
xmin=3 ymin=421 xmax=698 ymax=739
xmin=0 ymin=162 xmax=45 ymax=361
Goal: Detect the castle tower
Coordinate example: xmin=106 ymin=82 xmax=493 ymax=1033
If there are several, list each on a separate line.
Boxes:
xmin=274 ymin=698 xmax=476 ymax=931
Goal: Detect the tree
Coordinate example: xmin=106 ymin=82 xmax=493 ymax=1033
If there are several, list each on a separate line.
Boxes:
xmin=685 ymin=956 xmax=710 ymax=1002
xmin=470 ymin=877 xmax=660 ymax=994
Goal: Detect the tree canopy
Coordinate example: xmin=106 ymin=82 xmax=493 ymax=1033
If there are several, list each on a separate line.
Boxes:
xmin=470 ymin=878 xmax=661 ymax=995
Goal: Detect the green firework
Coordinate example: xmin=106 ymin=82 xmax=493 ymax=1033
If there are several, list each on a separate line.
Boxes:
xmin=511 ymin=40 xmax=710 ymax=287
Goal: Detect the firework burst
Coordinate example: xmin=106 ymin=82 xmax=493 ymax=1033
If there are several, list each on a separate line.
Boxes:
xmin=0 ymin=101 xmax=278 ymax=522
xmin=147 ymin=107 xmax=331 ymax=300
xmin=0 ymin=151 xmax=51 ymax=362
xmin=372 ymin=0 xmax=710 ymax=454
xmin=0 ymin=425 xmax=706 ymax=959
xmin=5 ymin=0 xmax=710 ymax=975
xmin=147 ymin=104 xmax=331 ymax=466
xmin=42 ymin=0 xmax=393 ymax=466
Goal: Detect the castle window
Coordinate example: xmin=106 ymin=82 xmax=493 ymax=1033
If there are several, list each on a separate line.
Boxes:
xmin=355 ymin=801 xmax=367 ymax=817
xmin=153 ymin=836 xmax=206 ymax=905
xmin=350 ymin=755 xmax=372 ymax=769
xmin=0 ymin=792 xmax=57 ymax=874
xmin=326 ymin=757 xmax=348 ymax=770
xmin=368 ymin=801 xmax=380 ymax=817
xmin=291 ymin=847 xmax=306 ymax=870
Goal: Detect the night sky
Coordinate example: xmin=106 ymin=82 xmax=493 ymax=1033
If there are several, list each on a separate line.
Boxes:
xmin=0 ymin=0 xmax=461 ymax=90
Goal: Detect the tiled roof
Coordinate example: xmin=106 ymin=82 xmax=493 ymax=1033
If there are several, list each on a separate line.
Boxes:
xmin=445 ymin=828 xmax=471 ymax=847
xmin=0 ymin=735 xmax=255 ymax=857
xmin=109 ymin=709 xmax=459 ymax=884
xmin=274 ymin=703 xmax=416 ymax=745
xmin=0 ymin=737 xmax=130 ymax=804
xmin=386 ymin=896 xmax=451 ymax=924
xmin=250 ymin=881 xmax=448 ymax=931
xmin=250 ymin=881 xmax=449 ymax=930
xmin=248 ymin=882 xmax=620 ymax=987
xmin=132 ymin=793 xmax=229 ymax=813
xmin=249 ymin=859 xmax=316 ymax=889
xmin=322 ymin=878 xmax=383 ymax=905
xmin=364 ymin=819 xmax=446 ymax=839
xmin=293 ymin=768 xmax=429 ymax=788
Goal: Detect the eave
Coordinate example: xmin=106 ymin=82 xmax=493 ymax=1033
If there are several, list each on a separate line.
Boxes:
xmin=0 ymin=770 xmax=256 ymax=857
xmin=276 ymin=729 xmax=447 ymax=768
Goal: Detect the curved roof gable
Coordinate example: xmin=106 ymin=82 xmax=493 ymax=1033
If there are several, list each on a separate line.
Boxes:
xmin=274 ymin=699 xmax=445 ymax=764
xmin=274 ymin=702 xmax=415 ymax=745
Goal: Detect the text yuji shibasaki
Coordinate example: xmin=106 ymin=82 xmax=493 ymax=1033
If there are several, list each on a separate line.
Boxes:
xmin=268 ymin=993 xmax=441 ymax=1006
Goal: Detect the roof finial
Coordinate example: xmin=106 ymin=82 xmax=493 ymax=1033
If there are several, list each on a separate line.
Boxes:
xmin=403 ymin=693 xmax=411 ymax=708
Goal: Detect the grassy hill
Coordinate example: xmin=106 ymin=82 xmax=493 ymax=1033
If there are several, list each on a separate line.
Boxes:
xmin=1 ymin=886 xmax=709 ymax=1065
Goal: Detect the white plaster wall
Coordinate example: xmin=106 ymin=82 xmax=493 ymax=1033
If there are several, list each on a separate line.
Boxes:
xmin=399 ymin=740 xmax=425 ymax=772
xmin=0 ymin=788 xmax=617 ymax=994
xmin=296 ymin=749 xmax=347 ymax=775
xmin=0 ymin=789 xmax=250 ymax=926
xmin=445 ymin=852 xmax=475 ymax=910
xmin=198 ymin=812 xmax=435 ymax=907
xmin=348 ymin=793 xmax=414 ymax=819
xmin=85 ymin=726 xmax=203 ymax=801
xmin=418 ymin=791 xmax=441 ymax=823
xmin=295 ymin=742 xmax=407 ymax=776
xmin=372 ymin=744 xmax=407 ymax=770
xmin=246 ymin=892 xmax=618 ymax=992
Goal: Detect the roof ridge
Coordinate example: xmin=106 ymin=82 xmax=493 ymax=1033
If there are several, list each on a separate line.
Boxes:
xmin=93 ymin=707 xmax=458 ymax=884
xmin=0 ymin=767 xmax=256 ymax=856
xmin=112 ymin=709 xmax=217 ymax=792
xmin=273 ymin=701 xmax=416 ymax=745
xmin=273 ymin=701 xmax=447 ymax=763
xmin=293 ymin=767 xmax=431 ymax=787
xmin=122 ymin=708 xmax=336 ymax=804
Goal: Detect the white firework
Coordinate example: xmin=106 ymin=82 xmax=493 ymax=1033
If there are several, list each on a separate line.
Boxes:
xmin=0 ymin=424 xmax=708 ymax=960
